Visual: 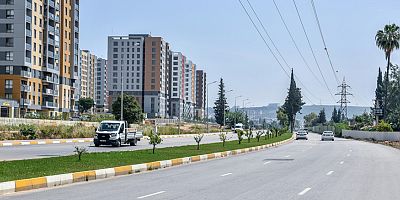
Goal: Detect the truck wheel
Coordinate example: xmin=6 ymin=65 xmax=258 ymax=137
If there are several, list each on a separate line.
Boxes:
xmin=112 ymin=139 xmax=121 ymax=147
xmin=94 ymin=142 xmax=100 ymax=147
xmin=130 ymin=139 xmax=137 ymax=146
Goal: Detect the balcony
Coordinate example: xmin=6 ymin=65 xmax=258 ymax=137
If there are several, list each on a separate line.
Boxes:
xmin=25 ymin=57 xmax=31 ymax=63
xmin=49 ymin=13 xmax=55 ymax=20
xmin=43 ymin=88 xmax=54 ymax=95
xmin=43 ymin=76 xmax=53 ymax=83
xmin=20 ymin=99 xmax=31 ymax=106
xmin=26 ymin=29 xmax=32 ymax=37
xmin=21 ymin=85 xmax=31 ymax=92
xmin=48 ymin=38 xmax=54 ymax=45
xmin=48 ymin=51 xmax=54 ymax=58
xmin=26 ymin=15 xmax=32 ymax=23
xmin=21 ymin=71 xmax=32 ymax=78
xmin=54 ymin=90 xmax=59 ymax=96
xmin=48 ymin=25 xmax=55 ymax=33
xmin=44 ymin=101 xmax=57 ymax=108
xmin=47 ymin=63 xmax=54 ymax=69
xmin=26 ymin=43 xmax=31 ymax=51
xmin=73 ymin=72 xmax=78 ymax=78
xmin=26 ymin=1 xmax=32 ymax=10
xmin=49 ymin=0 xmax=55 ymax=8
xmin=55 ymin=2 xmax=60 ymax=10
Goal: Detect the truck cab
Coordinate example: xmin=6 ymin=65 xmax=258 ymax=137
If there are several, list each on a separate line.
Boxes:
xmin=94 ymin=120 xmax=143 ymax=147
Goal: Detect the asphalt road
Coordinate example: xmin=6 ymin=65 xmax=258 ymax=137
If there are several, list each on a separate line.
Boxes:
xmin=0 ymin=133 xmax=235 ymax=161
xmin=4 ymin=133 xmax=400 ymax=199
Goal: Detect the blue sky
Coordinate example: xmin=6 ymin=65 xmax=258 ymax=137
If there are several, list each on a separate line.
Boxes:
xmin=80 ymin=0 xmax=400 ymax=107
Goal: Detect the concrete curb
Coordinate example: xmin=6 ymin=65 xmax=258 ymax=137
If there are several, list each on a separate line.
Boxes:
xmin=0 ymin=133 xmax=221 ymax=147
xmin=0 ymin=134 xmax=294 ymax=195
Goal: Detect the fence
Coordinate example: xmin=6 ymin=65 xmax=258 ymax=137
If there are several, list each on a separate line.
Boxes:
xmin=0 ymin=117 xmax=99 ymax=127
xmin=311 ymin=125 xmax=335 ymax=134
xmin=342 ymin=130 xmax=400 ymax=141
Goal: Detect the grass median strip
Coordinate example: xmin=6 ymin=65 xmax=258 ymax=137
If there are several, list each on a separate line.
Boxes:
xmin=0 ymin=133 xmax=292 ymax=182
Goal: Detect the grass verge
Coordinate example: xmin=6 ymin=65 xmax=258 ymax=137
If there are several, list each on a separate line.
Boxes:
xmin=0 ymin=133 xmax=292 ymax=182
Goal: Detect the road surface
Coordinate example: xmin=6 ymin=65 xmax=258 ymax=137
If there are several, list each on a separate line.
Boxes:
xmin=3 ymin=133 xmax=400 ymax=200
xmin=0 ymin=133 xmax=235 ymax=161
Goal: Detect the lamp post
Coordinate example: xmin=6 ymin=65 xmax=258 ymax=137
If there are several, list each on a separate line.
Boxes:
xmin=234 ymin=95 xmax=242 ymax=127
xmin=224 ymin=89 xmax=233 ymax=129
xmin=206 ymin=80 xmax=217 ymax=134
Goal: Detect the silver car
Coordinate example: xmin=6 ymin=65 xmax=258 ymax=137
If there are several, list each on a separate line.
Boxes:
xmin=321 ymin=131 xmax=334 ymax=141
xmin=296 ymin=131 xmax=308 ymax=140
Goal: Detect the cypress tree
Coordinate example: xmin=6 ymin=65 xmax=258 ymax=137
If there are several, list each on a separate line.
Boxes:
xmin=282 ymin=69 xmax=305 ymax=132
xmin=213 ymin=78 xmax=229 ymax=126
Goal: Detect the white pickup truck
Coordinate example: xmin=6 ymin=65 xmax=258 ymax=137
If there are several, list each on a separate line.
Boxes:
xmin=94 ymin=120 xmax=143 ymax=147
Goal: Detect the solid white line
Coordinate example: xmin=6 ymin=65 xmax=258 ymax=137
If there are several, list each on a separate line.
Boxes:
xmin=263 ymin=161 xmax=271 ymax=165
xmin=137 ymin=191 xmax=166 ymax=199
xmin=326 ymin=171 xmax=334 ymax=176
xmin=340 ymin=161 xmax=344 ymax=164
xmin=298 ymin=187 xmax=311 ymax=196
xmin=220 ymin=173 xmax=233 ymax=177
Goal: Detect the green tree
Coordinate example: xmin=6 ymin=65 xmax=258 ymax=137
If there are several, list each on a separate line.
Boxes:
xmin=375 ymin=24 xmax=400 ymax=118
xmin=317 ymin=109 xmax=327 ymax=124
xmin=213 ymin=78 xmax=229 ymax=126
xmin=304 ymin=112 xmax=318 ymax=127
xmin=225 ymin=111 xmax=245 ymax=128
xmin=282 ymin=69 xmax=305 ymax=132
xmin=276 ymin=107 xmax=288 ymax=127
xmin=331 ymin=107 xmax=341 ymax=123
xmin=112 ymin=94 xmax=143 ymax=124
xmin=386 ymin=65 xmax=400 ymax=130
xmin=78 ymin=98 xmax=94 ymax=113
xmin=149 ymin=130 xmax=162 ymax=154
xmin=375 ymin=68 xmax=384 ymax=119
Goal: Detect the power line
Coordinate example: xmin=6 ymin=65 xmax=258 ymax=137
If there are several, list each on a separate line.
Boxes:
xmin=271 ymin=0 xmax=323 ymax=86
xmin=310 ymin=0 xmax=340 ymax=85
xmin=292 ymin=0 xmax=336 ymax=101
xmin=244 ymin=0 xmax=318 ymax=104
xmin=238 ymin=0 xmax=314 ymax=104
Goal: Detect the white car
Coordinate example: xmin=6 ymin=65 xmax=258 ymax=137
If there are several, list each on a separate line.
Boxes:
xmin=321 ymin=131 xmax=334 ymax=141
xmin=296 ymin=130 xmax=308 ymax=140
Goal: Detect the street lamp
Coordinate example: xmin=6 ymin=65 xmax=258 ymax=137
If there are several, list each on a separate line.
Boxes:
xmin=206 ymin=80 xmax=217 ymax=134
xmin=234 ymin=95 xmax=242 ymax=127
xmin=224 ymin=89 xmax=233 ymax=128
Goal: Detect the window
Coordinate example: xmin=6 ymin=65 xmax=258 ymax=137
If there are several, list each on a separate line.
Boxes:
xmin=113 ymin=60 xmax=118 ymax=64
xmin=113 ymin=85 xmax=117 ymax=89
xmin=5 ymin=66 xmax=12 ymax=74
xmin=113 ymin=72 xmax=118 ymax=77
xmin=113 ymin=78 xmax=117 ymax=83
xmin=152 ymin=48 xmax=156 ymax=53
xmin=137 ymin=60 xmax=140 ymax=65
xmin=5 ymin=79 xmax=12 ymax=89
xmin=136 ymin=85 xmax=139 ymax=89
xmin=137 ymin=48 xmax=140 ymax=52
xmin=113 ymin=48 xmax=118 ymax=52
xmin=5 ymin=51 xmax=13 ymax=61
xmin=4 ymin=38 xmax=13 ymax=47
xmin=113 ymin=41 xmax=118 ymax=46
xmin=5 ymin=10 xmax=14 ymax=19
xmin=5 ymin=93 xmax=12 ymax=99
xmin=113 ymin=54 xmax=118 ymax=58
xmin=152 ymin=41 xmax=156 ymax=46
xmin=173 ymin=62 xmax=178 ymax=65
xmin=5 ymin=24 xmax=13 ymax=33
xmin=113 ymin=66 xmax=117 ymax=70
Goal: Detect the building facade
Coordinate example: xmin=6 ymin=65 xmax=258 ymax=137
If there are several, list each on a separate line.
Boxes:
xmin=169 ymin=51 xmax=185 ymax=118
xmin=80 ymin=49 xmax=96 ymax=100
xmin=195 ymin=70 xmax=206 ymax=120
xmin=183 ymin=59 xmax=196 ymax=119
xmin=95 ymin=57 xmax=108 ymax=113
xmin=0 ymin=0 xmax=79 ymax=117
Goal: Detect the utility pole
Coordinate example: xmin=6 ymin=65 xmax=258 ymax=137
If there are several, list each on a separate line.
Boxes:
xmin=335 ymin=77 xmax=352 ymax=119
xmin=206 ymin=81 xmax=217 ymax=134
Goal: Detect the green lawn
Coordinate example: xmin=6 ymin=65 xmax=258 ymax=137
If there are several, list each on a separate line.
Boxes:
xmin=0 ymin=133 xmax=292 ymax=182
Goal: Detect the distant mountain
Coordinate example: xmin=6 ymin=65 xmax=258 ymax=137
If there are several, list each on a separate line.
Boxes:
xmin=207 ymin=103 xmax=370 ymax=122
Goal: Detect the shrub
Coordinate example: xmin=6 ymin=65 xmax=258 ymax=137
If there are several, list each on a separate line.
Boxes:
xmin=73 ymin=146 xmax=88 ymax=161
xmin=149 ymin=130 xmax=162 ymax=154
xmin=19 ymin=124 xmax=37 ymax=139
xmin=245 ymin=130 xmax=253 ymax=143
xmin=219 ymin=132 xmax=229 ymax=147
xmin=194 ymin=134 xmax=204 ymax=150
xmin=236 ymin=130 xmax=244 ymax=144
xmin=374 ymin=121 xmax=393 ymax=132
xmin=255 ymin=131 xmax=263 ymax=142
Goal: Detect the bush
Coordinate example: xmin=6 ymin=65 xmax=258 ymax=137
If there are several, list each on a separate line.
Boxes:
xmin=236 ymin=130 xmax=244 ymax=144
xmin=19 ymin=124 xmax=37 ymax=139
xmin=374 ymin=121 xmax=393 ymax=132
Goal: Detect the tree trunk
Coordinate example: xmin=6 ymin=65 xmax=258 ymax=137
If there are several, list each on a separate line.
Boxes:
xmin=385 ymin=53 xmax=391 ymax=119
xmin=197 ymin=142 xmax=200 ymax=150
xmin=152 ymin=145 xmax=155 ymax=154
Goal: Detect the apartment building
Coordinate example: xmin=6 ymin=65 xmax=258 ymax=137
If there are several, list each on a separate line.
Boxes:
xmin=0 ymin=0 xmax=80 ymax=117
xmin=195 ymin=70 xmax=206 ymax=120
xmin=183 ymin=59 xmax=196 ymax=119
xmin=169 ymin=51 xmax=185 ymax=118
xmin=80 ymin=49 xmax=96 ymax=100
xmin=95 ymin=57 xmax=108 ymax=113
xmin=107 ymin=34 xmax=146 ymax=111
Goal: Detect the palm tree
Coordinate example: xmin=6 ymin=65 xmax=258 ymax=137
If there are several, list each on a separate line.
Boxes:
xmin=375 ymin=24 xmax=400 ymax=117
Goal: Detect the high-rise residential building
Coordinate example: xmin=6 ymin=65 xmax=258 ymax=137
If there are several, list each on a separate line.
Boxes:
xmin=95 ymin=58 xmax=108 ymax=113
xmin=195 ymin=70 xmax=206 ymax=119
xmin=169 ymin=51 xmax=186 ymax=118
xmin=107 ymin=34 xmax=171 ymax=118
xmin=0 ymin=0 xmax=79 ymax=117
xmin=183 ymin=59 xmax=196 ymax=119
xmin=80 ymin=50 xmax=96 ymax=100
xmin=107 ymin=34 xmax=146 ymax=111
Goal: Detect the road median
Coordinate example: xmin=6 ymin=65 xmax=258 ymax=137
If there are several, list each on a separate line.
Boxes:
xmin=0 ymin=133 xmax=294 ymax=195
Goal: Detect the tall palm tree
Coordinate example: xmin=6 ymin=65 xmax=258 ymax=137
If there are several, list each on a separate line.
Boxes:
xmin=375 ymin=24 xmax=400 ymax=117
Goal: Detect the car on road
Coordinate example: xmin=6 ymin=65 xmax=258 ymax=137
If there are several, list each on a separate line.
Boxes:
xmin=321 ymin=131 xmax=334 ymax=141
xmin=94 ymin=120 xmax=143 ymax=147
xmin=296 ymin=130 xmax=308 ymax=140
xmin=233 ymin=123 xmax=244 ymax=133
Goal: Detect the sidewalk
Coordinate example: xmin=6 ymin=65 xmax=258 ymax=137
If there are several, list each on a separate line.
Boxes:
xmin=0 ymin=132 xmax=222 ymax=147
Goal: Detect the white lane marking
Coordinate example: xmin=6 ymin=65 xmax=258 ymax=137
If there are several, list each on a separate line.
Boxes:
xmin=326 ymin=171 xmax=334 ymax=176
xmin=137 ymin=191 xmax=166 ymax=199
xmin=346 ymin=154 xmax=351 ymax=157
xmin=284 ymin=155 xmax=291 ymax=158
xmin=220 ymin=173 xmax=233 ymax=177
xmin=298 ymin=187 xmax=311 ymax=196
xmin=263 ymin=161 xmax=271 ymax=165
xmin=340 ymin=161 xmax=344 ymax=164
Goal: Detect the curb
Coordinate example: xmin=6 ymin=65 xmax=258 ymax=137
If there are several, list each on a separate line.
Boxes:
xmin=0 ymin=134 xmax=294 ymax=195
xmin=0 ymin=133 xmax=221 ymax=147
